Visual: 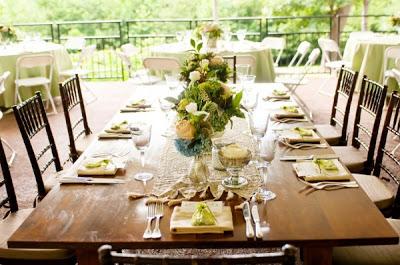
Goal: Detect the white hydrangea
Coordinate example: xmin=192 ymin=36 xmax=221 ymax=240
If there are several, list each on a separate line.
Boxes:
xmin=189 ymin=70 xmax=201 ymax=82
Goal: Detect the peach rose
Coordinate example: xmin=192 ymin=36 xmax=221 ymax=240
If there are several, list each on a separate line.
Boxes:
xmin=176 ymin=120 xmax=196 ymax=140
xmin=209 ymin=55 xmax=224 ymax=66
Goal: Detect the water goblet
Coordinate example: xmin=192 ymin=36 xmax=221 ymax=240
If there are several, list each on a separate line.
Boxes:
xmin=236 ymin=29 xmax=247 ymax=42
xmin=158 ymin=98 xmax=175 ymax=137
xmin=164 ymin=73 xmax=180 ymax=91
xmin=249 ymin=113 xmax=269 ymax=162
xmin=130 ymin=123 xmax=153 ymax=182
xmin=239 ymin=74 xmax=256 ymax=89
xmin=242 ymin=90 xmax=259 ymax=114
xmin=175 ymin=31 xmax=184 ymax=43
xmin=257 ymin=134 xmax=277 ymax=201
xmin=236 ymin=64 xmax=250 ymax=84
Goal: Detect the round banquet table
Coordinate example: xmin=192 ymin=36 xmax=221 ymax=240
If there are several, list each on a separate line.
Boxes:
xmin=150 ymin=41 xmax=276 ymax=83
xmin=0 ymin=42 xmax=73 ymax=108
xmin=343 ymin=34 xmax=400 ymax=92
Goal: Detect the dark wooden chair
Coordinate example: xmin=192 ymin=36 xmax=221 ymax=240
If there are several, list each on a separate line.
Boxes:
xmin=349 ymin=92 xmax=400 ymax=217
xmin=332 ymin=76 xmax=387 ymax=174
xmin=12 ymin=91 xmax=62 ymax=202
xmin=98 ymin=244 xmax=297 ymax=265
xmin=223 ymin=55 xmax=237 ymax=84
xmin=59 ymin=74 xmax=92 ymax=162
xmin=315 ymin=66 xmax=358 ymax=146
xmin=0 ymin=138 xmax=76 ymax=265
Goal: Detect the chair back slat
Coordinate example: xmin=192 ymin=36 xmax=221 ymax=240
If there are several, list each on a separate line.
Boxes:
xmin=223 ymin=55 xmax=237 ymax=83
xmin=0 ymin=138 xmax=18 ymax=216
xmin=13 ymin=92 xmax=62 ymax=199
xmin=351 ymin=76 xmax=387 ymax=174
xmin=330 ymin=66 xmax=358 ymax=145
xmin=143 ymin=57 xmax=181 ymax=72
xmin=373 ymin=92 xmax=400 ymax=216
xmin=59 ymin=74 xmax=91 ymax=162
xmin=98 ymin=245 xmax=297 ymax=265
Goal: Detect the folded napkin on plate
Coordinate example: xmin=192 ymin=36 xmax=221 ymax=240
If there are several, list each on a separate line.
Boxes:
xmin=280 ymin=127 xmax=321 ymax=143
xmin=104 ymin=120 xmax=130 ymax=134
xmin=281 ymin=105 xmax=299 ymax=114
xmin=127 ymin=99 xmax=151 ymax=108
xmin=170 ymin=201 xmax=233 ymax=234
xmin=77 ymin=158 xmax=118 ymax=176
xmin=98 ymin=132 xmax=131 ymax=139
xmin=293 ymin=159 xmax=351 ymax=182
xmin=272 ymin=89 xmax=289 ymax=97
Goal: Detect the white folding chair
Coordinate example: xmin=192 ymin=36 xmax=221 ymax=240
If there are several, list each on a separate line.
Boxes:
xmin=383 ymin=46 xmax=400 ymax=85
xmin=0 ymin=71 xmax=16 ymax=165
xmin=64 ymin=37 xmax=86 ymax=51
xmin=261 ymin=37 xmax=286 ymax=66
xmin=60 ymin=44 xmax=97 ymax=103
xmin=275 ymin=41 xmax=311 ymax=76
xmin=276 ymin=48 xmax=321 ymax=120
xmin=139 ymin=57 xmax=181 ymax=85
xmin=15 ymin=54 xmax=57 ymax=115
xmin=348 ymin=31 xmax=375 ymax=39
xmin=121 ymin=43 xmax=139 ymax=57
xmin=318 ymin=38 xmax=351 ymax=96
xmin=117 ymin=43 xmax=139 ymax=79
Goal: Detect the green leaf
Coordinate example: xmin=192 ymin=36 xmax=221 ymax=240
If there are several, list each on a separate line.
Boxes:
xmin=165 ymin=97 xmax=179 ymax=105
xmin=196 ymin=42 xmax=203 ymax=52
xmin=190 ymin=38 xmax=196 ymax=49
xmin=232 ymin=90 xmax=243 ymax=108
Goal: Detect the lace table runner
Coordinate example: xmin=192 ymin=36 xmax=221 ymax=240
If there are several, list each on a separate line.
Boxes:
xmin=152 ymin=118 xmax=262 ymax=201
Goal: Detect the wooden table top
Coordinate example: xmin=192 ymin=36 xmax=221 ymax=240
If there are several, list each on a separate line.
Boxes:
xmin=8 ymin=83 xmax=399 ymax=250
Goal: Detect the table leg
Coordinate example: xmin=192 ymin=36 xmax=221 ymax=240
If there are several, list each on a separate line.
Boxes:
xmin=76 ymin=249 xmax=99 ymax=265
xmin=303 ymin=246 xmax=332 ymax=265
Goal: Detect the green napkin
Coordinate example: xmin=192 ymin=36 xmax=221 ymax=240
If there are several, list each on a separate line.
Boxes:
xmin=281 ymin=105 xmax=299 ymax=113
xmin=294 ymin=127 xmax=313 ymax=137
xmin=191 ymin=202 xmax=217 ymax=226
xmin=85 ymin=159 xmax=111 ymax=169
xmin=313 ymin=159 xmax=338 ymax=171
xmin=273 ymin=89 xmax=288 ymax=96
xmin=110 ymin=120 xmax=128 ymax=130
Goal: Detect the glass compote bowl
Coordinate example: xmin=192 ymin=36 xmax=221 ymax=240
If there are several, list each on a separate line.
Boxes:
xmin=218 ymin=145 xmax=252 ymax=188
xmin=158 ymin=98 xmax=175 ymax=137
xmin=257 ymin=133 xmax=277 ymax=201
xmin=130 ymin=123 xmax=153 ymax=182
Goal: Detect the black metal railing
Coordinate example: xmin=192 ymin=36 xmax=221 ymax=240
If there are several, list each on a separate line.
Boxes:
xmin=8 ymin=14 xmax=396 ymax=80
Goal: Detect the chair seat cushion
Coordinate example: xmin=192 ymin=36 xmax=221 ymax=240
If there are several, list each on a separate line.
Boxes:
xmin=332 ymin=146 xmax=367 ymax=173
xmin=15 ymin=77 xmax=50 ymax=87
xmin=353 ymin=174 xmax=395 ymax=209
xmin=0 ymin=208 xmax=75 ymax=260
xmin=315 ymin=124 xmax=342 ymax=146
xmin=333 ymin=219 xmax=400 ymax=265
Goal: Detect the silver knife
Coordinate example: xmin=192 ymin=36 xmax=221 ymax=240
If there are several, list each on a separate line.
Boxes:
xmin=280 ymin=154 xmax=339 ymax=161
xmin=243 ymin=201 xmax=254 ymax=239
xmin=251 ymin=205 xmax=263 ymax=239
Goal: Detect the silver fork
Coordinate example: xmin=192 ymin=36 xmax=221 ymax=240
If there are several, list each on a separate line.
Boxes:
xmin=151 ymin=202 xmax=164 ymax=239
xmin=143 ymin=203 xmax=155 ymax=239
xmin=279 ymin=139 xmax=328 ymax=149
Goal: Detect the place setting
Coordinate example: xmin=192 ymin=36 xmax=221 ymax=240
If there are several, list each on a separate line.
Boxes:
xmin=276 ymin=127 xmax=329 ymax=150
xmin=120 ymin=98 xmax=154 ymax=113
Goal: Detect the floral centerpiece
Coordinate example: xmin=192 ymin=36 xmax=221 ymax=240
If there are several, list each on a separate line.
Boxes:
xmin=0 ymin=25 xmax=17 ymax=43
xmin=169 ymin=40 xmax=244 ymax=183
xmin=194 ymin=23 xmax=223 ymax=49
xmin=180 ymin=40 xmax=230 ymax=86
xmin=391 ymin=15 xmax=400 ymax=34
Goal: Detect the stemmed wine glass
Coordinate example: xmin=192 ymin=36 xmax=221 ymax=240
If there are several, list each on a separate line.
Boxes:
xmin=248 ymin=113 xmax=269 ymax=164
xmin=130 ymin=123 xmax=153 ymax=182
xmin=236 ymin=64 xmax=250 ymax=83
xmin=158 ymin=98 xmax=175 ymax=137
xmin=175 ymin=31 xmax=184 ymax=43
xmin=242 ymin=89 xmax=259 ymax=114
xmin=257 ymin=133 xmax=277 ymax=201
xmin=236 ymin=29 xmax=247 ymax=42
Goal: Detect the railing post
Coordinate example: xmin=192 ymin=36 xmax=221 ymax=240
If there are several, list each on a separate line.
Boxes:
xmin=337 ymin=15 xmax=341 ymax=45
xmin=259 ymin=18 xmax=262 ymax=41
xmin=56 ymin=22 xmax=61 ymax=43
xmin=265 ymin=17 xmax=269 ymax=37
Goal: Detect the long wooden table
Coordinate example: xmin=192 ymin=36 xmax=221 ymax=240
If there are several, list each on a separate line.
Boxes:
xmin=8 ymin=83 xmax=398 ymax=265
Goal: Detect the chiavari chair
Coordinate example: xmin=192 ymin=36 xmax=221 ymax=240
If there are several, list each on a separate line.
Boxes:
xmin=59 ymin=74 xmax=92 ymax=163
xmin=315 ymin=66 xmax=358 ymax=146
xmin=223 ymin=55 xmax=237 ymax=83
xmin=0 ymin=138 xmax=76 ymax=264
xmin=12 ymin=92 xmax=62 ymax=202
xmin=98 ymin=244 xmax=297 ymax=265
xmin=332 ymin=76 xmax=387 ymax=174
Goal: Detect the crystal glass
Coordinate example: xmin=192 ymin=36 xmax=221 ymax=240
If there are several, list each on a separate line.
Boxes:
xmin=236 ymin=64 xmax=250 ymax=83
xmin=239 ymin=74 xmax=256 ymax=88
xmin=130 ymin=123 xmax=153 ymax=182
xmin=158 ymin=98 xmax=175 ymax=137
xmin=236 ymin=29 xmax=247 ymax=42
xmin=175 ymin=31 xmax=184 ymax=42
xmin=242 ymin=90 xmax=258 ymax=114
xmin=249 ymin=113 xmax=269 ymax=162
xmin=257 ymin=133 xmax=277 ymax=201
xmin=164 ymin=73 xmax=180 ymax=91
